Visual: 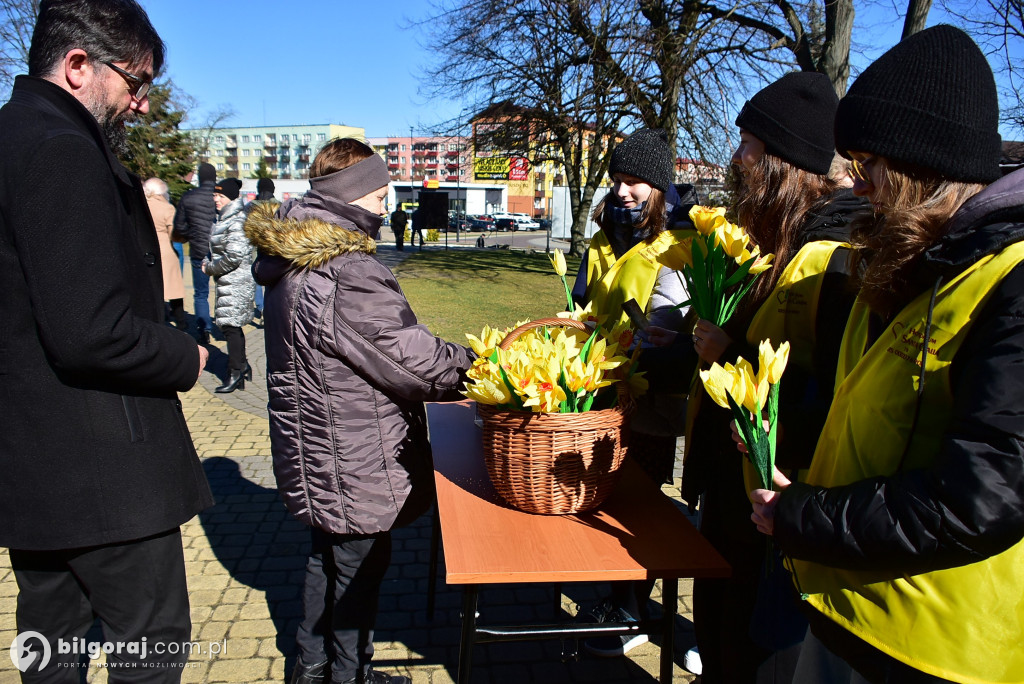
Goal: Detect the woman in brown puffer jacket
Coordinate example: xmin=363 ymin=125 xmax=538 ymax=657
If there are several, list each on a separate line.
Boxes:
xmin=248 ymin=138 xmax=474 ymax=684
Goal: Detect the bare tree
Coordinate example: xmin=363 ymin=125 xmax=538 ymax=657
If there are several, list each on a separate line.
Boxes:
xmin=902 ymin=0 xmax=933 ymax=38
xmin=0 ymin=0 xmax=38 ymax=96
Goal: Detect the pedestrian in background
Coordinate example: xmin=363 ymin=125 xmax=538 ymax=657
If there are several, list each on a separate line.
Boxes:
xmin=390 ymin=204 xmax=408 ymax=251
xmin=0 ymin=0 xmax=211 ymax=677
xmin=145 ymin=176 xmax=188 ymax=330
xmin=174 ymin=161 xmax=218 ymax=343
xmin=248 ymin=138 xmax=474 ymax=684
xmin=203 ymin=177 xmax=255 ymax=393
xmin=250 ymin=177 xmax=277 ymax=319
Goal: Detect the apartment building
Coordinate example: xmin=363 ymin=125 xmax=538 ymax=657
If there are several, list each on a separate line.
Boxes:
xmin=191 ymin=123 xmax=365 ymax=180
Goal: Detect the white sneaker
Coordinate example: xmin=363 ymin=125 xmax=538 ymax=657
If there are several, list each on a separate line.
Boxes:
xmin=683 ymin=646 xmax=702 ymax=675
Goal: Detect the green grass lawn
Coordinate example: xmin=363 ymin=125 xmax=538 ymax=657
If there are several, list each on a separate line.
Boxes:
xmin=392 ymin=249 xmax=582 ymax=343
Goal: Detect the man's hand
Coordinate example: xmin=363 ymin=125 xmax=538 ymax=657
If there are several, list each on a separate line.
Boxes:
xmin=197 ymin=344 xmax=209 ymax=381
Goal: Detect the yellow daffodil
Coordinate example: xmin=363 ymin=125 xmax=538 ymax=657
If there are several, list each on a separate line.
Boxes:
xmin=549 ymin=249 xmax=567 ymax=277
xmin=465 ymin=324 xmax=506 ymax=356
xmin=627 ymin=371 xmax=649 ymax=397
xmin=757 ymin=339 xmax=790 ymax=385
xmin=658 ymin=238 xmax=694 ymax=271
xmin=462 ymin=377 xmax=512 ymax=405
xmin=689 ymin=205 xmax=728 ymax=236
xmin=700 ymin=361 xmax=748 ymax=410
xmin=748 ymin=253 xmax=774 ymax=275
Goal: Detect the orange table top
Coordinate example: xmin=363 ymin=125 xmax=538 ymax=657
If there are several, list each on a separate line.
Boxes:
xmin=428 ymin=401 xmax=730 ymax=585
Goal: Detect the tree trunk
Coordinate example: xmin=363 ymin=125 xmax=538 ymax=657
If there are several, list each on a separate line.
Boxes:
xmin=821 ymin=0 xmax=855 ymax=96
xmin=902 ymin=0 xmax=932 ymax=39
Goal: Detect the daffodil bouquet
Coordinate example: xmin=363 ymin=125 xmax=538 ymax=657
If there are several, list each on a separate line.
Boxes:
xmin=700 ymin=339 xmax=790 ymax=490
xmin=461 ymin=250 xmax=647 ymax=413
xmin=664 ymin=206 xmax=773 ymax=327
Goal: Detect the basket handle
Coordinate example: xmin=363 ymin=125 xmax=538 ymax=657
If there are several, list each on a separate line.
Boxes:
xmin=498 ymin=317 xmax=593 ymax=351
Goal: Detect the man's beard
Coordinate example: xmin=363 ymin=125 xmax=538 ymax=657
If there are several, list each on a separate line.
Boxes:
xmin=99 ymin=104 xmax=133 ymax=157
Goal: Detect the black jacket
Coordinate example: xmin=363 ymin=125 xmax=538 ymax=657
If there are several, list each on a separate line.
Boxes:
xmin=0 ymin=76 xmax=212 ymax=550
xmin=174 ymin=179 xmax=217 ymax=259
xmin=775 ymin=170 xmax=1024 ymax=678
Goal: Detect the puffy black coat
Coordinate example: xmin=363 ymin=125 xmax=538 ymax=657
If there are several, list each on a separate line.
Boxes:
xmin=0 ymin=76 xmax=212 ymax=550
xmin=248 ymin=202 xmax=473 ymax=535
xmin=174 ymin=179 xmax=217 ymax=259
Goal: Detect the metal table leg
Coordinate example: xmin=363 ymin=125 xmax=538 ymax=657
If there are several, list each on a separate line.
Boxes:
xmin=660 ymin=578 xmax=678 ymax=682
xmin=427 ymin=506 xmax=440 ymax=620
xmin=458 ymin=586 xmax=479 ymax=684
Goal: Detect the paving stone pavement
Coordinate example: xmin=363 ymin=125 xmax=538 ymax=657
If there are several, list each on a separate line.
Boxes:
xmin=0 ymin=241 xmax=700 ymax=684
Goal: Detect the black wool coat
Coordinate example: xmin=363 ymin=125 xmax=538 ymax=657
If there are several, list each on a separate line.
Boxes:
xmin=0 ymin=76 xmax=213 ymax=550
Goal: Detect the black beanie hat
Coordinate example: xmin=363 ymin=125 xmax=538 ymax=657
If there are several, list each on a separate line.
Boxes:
xmin=256 ymin=177 xmax=275 ymax=195
xmin=609 ymin=129 xmax=674 ymax=192
xmin=834 ymin=24 xmax=1000 ymax=183
xmin=734 ymin=72 xmax=839 ymax=175
xmin=214 ymin=178 xmax=242 ymax=201
xmin=197 ymin=163 xmax=216 ymax=183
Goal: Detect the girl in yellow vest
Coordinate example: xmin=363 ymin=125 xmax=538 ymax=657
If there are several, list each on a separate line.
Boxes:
xmin=749 ymin=26 xmax=1024 ymax=684
xmin=642 ymin=72 xmax=870 ymax=684
xmin=568 ymin=128 xmax=697 ymax=658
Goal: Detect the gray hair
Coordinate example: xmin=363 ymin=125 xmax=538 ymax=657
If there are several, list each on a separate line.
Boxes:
xmin=143 ymin=177 xmax=169 ymax=200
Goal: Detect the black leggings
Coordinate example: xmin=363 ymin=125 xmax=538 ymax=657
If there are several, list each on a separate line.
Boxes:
xmin=222 ymin=325 xmax=246 ymax=372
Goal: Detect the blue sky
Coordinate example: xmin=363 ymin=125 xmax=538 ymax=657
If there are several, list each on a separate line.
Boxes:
xmin=140 ymin=1 xmax=1021 ymax=141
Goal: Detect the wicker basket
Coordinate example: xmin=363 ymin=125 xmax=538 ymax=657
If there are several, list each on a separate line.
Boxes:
xmin=478 ymin=318 xmax=632 ymax=515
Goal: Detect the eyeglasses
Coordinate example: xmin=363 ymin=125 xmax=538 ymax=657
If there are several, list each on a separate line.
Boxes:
xmin=849 ymin=157 xmax=877 ymax=185
xmin=104 ymin=62 xmax=151 ymax=102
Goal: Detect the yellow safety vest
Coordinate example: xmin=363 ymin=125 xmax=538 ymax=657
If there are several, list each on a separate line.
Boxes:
xmin=741 ymin=241 xmax=847 ymax=492
xmin=585 ymin=228 xmax=694 ymax=328
xmin=794 ymin=241 xmax=1024 ymax=684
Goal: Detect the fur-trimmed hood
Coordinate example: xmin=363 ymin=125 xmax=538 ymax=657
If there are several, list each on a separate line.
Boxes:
xmin=244 ymin=201 xmax=376 ymax=272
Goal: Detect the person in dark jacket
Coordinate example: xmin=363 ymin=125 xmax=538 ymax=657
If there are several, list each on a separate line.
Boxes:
xmin=750 ymin=26 xmax=1024 ymax=684
xmin=646 ymin=72 xmax=870 ymax=683
xmin=174 ymin=161 xmax=218 ymax=343
xmin=0 ymin=0 xmax=212 ymax=677
xmin=248 ymin=138 xmax=474 ymax=684
xmin=250 ymin=177 xmax=275 ymax=318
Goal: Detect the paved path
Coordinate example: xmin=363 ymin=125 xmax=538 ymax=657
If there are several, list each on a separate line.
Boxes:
xmin=0 ymin=241 xmax=700 ymax=684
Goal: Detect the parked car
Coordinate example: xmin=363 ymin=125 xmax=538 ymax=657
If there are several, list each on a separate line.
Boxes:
xmin=446 ymin=216 xmax=471 ymax=232
xmin=469 ymin=214 xmax=495 ymax=230
xmin=512 ymin=213 xmax=540 ymax=231
xmin=537 ymin=218 xmax=552 ymax=231
xmin=494 ymin=217 xmax=516 ymax=232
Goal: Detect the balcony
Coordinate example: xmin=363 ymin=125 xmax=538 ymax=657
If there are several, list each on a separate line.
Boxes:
xmin=298 ymin=153 xmax=310 ymax=162
xmin=264 ymin=155 xmax=277 ymax=164
xmin=280 ymin=139 xmax=290 ymax=148
xmin=225 ymin=156 xmax=238 ymax=164
xmin=426 ymin=150 xmax=438 ymax=157
xmin=280 ymin=172 xmax=292 ymax=179
xmin=426 ymin=163 xmax=438 ymax=169
xmin=445 ymin=150 xmax=459 ymax=157
xmin=388 ymin=163 xmax=399 ymax=169
xmin=264 ymin=140 xmax=277 ymax=149
xmin=280 ymin=155 xmax=291 ymax=163
xmin=446 ymin=176 xmax=459 ymax=182
xmin=445 ymin=161 xmax=459 ymax=169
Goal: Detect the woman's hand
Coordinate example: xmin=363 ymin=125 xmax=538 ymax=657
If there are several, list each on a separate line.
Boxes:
xmin=750 ymin=469 xmax=792 ymax=535
xmin=692 ymin=319 xmax=731 ymax=364
xmin=646 ymin=325 xmax=678 ymax=347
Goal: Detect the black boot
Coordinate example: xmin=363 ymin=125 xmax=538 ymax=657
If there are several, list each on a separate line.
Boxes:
xmin=289 ymin=659 xmax=328 ymax=684
xmin=344 ymin=668 xmax=411 ymax=684
xmin=244 ymin=362 xmax=253 ymax=381
xmin=215 ymin=370 xmax=245 ymax=393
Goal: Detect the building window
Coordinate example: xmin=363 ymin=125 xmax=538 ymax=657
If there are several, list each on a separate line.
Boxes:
xmin=448 ymin=143 xmax=458 ymax=151
xmin=303 ymin=134 xmax=311 ymax=143
xmin=216 ymin=163 xmax=224 ymax=171
xmin=242 ymin=163 xmax=251 ymax=171
xmin=317 ymin=133 xmax=326 ymax=141
xmin=253 ymin=134 xmax=262 ymax=143
xmin=215 ymin=136 xmax=224 ymax=143
xmin=242 ymin=135 xmax=250 ymax=143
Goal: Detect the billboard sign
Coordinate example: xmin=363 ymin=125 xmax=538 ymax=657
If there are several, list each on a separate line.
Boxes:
xmin=474 ymin=156 xmax=530 ymax=181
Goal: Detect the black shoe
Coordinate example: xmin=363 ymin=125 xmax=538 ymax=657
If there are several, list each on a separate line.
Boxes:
xmin=289 ymin=659 xmax=327 ymax=684
xmin=253 ymin=307 xmax=263 ymax=320
xmin=196 ymin=327 xmax=210 ymax=345
xmin=343 ymin=668 xmax=411 ymax=684
xmin=215 ymin=370 xmax=245 ymax=393
xmin=244 ymin=362 xmax=253 ymax=381
xmin=581 ymin=601 xmax=648 ymax=657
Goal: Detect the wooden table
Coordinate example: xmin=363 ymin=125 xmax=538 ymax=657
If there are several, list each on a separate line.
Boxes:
xmin=427 ymin=401 xmax=730 ymax=682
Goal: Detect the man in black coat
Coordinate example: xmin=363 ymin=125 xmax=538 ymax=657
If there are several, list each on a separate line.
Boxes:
xmin=0 ymin=0 xmax=213 ymax=678
xmin=173 ymin=161 xmax=218 ymax=343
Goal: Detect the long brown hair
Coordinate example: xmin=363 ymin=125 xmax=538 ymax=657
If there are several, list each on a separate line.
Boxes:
xmin=851 ymin=161 xmax=983 ymax=318
xmin=731 ymin=154 xmax=838 ymax=305
xmin=590 ymin=187 xmax=668 ymax=238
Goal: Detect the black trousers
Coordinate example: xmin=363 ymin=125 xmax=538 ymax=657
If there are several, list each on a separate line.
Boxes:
xmin=296 ymin=527 xmax=392 ymax=684
xmin=221 ymin=325 xmax=246 ymax=372
xmin=10 ymin=528 xmax=191 ymax=683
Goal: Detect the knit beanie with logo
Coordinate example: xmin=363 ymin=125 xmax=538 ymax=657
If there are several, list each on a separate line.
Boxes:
xmin=834 ymin=24 xmax=1001 ymax=183
xmin=609 ymin=129 xmax=674 ymax=192
xmin=734 ymin=71 xmax=839 ymax=175
xmin=214 ymin=178 xmax=242 ymax=200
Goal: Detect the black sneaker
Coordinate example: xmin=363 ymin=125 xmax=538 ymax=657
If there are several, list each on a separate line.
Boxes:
xmin=343 ymin=669 xmax=411 ymax=684
xmin=582 ymin=604 xmax=648 ymax=658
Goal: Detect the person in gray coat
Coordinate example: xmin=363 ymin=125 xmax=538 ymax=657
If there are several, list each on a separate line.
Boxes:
xmin=249 ymin=138 xmax=474 ymax=684
xmin=203 ymin=177 xmax=255 ymax=392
